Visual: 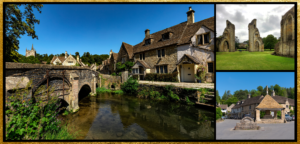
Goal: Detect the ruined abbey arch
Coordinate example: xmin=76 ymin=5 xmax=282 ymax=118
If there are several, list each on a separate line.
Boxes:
xmin=248 ymin=19 xmax=264 ymax=52
xmin=218 ymin=20 xmax=235 ymax=52
xmin=276 ymin=6 xmax=295 ymax=57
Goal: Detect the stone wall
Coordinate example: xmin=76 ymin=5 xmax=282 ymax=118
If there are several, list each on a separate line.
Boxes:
xmin=100 ymin=74 xmax=122 ymax=90
xmin=248 ymin=19 xmax=264 ymax=52
xmin=218 ymin=20 xmax=235 ymax=52
xmin=134 ymin=45 xmax=178 ymax=73
xmin=138 ymin=84 xmax=199 ymax=103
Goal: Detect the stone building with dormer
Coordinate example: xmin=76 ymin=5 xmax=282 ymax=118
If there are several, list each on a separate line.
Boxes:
xmin=131 ymin=7 xmax=214 ymax=82
xmin=50 ymin=51 xmax=86 ymax=66
xmin=230 ymin=87 xmax=294 ymax=119
xmin=26 ymin=44 xmax=36 ymax=57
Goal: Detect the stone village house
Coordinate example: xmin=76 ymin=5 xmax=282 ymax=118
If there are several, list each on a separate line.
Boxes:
xmin=50 ymin=51 xmax=86 ymax=67
xmin=105 ymin=7 xmax=215 ymax=83
xmin=229 ymin=88 xmax=294 ymax=121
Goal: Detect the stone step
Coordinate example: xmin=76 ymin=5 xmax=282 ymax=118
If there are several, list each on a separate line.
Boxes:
xmin=195 ymin=102 xmax=215 ymax=107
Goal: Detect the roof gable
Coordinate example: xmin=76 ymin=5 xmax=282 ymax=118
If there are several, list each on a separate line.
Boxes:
xmin=256 ymin=95 xmax=284 ymax=110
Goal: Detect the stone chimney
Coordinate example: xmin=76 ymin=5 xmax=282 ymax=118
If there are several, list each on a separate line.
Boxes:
xmin=187 ymin=7 xmax=195 ymax=25
xmin=266 ymin=85 xmax=268 ymax=95
xmin=145 ymin=29 xmax=150 ymax=38
xmin=272 ymin=90 xmax=275 ymax=96
xmin=77 ymin=55 xmax=79 ymax=61
xmin=247 ymin=94 xmax=251 ymax=99
xmin=65 ymin=51 xmax=68 ymax=58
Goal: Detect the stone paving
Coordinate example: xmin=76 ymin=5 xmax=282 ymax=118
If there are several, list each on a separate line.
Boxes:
xmin=138 ymin=81 xmax=214 ymax=89
xmin=217 ymin=119 xmax=295 ymax=140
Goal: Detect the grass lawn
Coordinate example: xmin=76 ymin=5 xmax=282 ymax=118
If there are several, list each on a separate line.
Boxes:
xmin=216 ymin=51 xmax=294 ymax=70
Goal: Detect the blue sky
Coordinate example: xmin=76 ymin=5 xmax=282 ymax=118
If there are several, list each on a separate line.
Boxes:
xmin=17 ymin=4 xmax=214 ymax=56
xmin=217 ymin=72 xmax=295 ymax=97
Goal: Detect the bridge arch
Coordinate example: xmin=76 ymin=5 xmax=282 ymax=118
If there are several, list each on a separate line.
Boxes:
xmin=78 ymin=83 xmax=92 ymax=102
xmin=32 ymin=75 xmax=72 ymax=106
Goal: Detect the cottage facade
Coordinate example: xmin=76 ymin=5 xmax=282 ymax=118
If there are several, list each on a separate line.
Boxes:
xmin=50 ymin=51 xmax=86 ymax=66
xmin=130 ymin=7 xmax=214 ymax=82
xmin=230 ymin=90 xmax=294 ymax=119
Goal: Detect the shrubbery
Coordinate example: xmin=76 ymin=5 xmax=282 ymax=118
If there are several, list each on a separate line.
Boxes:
xmin=144 ymin=72 xmax=178 ymax=82
xmin=5 ymin=81 xmax=75 ymax=140
xmin=96 ymin=87 xmax=112 ymax=93
xmin=216 ymin=107 xmax=222 ymax=120
xmin=121 ymin=77 xmax=139 ymax=95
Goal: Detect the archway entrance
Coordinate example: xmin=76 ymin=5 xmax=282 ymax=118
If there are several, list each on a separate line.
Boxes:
xmin=224 ymin=41 xmax=229 ymax=52
xmin=255 ymin=41 xmax=259 ymax=51
xmin=78 ymin=84 xmax=91 ymax=102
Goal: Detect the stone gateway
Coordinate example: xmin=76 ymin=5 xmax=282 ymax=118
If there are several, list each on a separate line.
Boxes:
xmin=275 ymin=6 xmax=295 ymax=57
xmin=248 ymin=19 xmax=264 ymax=52
xmin=218 ymin=20 xmax=235 ymax=52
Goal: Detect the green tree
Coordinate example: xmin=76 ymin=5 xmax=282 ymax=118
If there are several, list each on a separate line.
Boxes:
xmin=216 ymin=107 xmax=222 ymax=120
xmin=19 ymin=56 xmax=40 ymax=64
xmin=257 ymin=86 xmax=263 ymax=93
xmin=75 ymin=52 xmax=79 ymax=57
xmin=216 ymin=90 xmax=221 ymax=104
xmin=221 ymin=91 xmax=228 ymax=101
xmin=262 ymin=34 xmax=278 ymax=51
xmin=5 ymin=4 xmax=43 ymax=62
xmin=224 ymin=96 xmax=238 ymax=106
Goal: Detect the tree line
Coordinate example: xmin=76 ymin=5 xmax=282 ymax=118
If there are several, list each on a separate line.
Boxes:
xmin=216 ymin=84 xmax=295 ymax=106
xmin=18 ymin=52 xmax=109 ymax=66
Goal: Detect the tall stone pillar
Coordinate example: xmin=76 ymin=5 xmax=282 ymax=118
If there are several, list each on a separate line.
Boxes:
xmin=274 ymin=110 xmax=277 ymax=119
xmin=177 ymin=65 xmax=181 ymax=82
xmin=256 ymin=109 xmax=261 ymax=122
xmin=92 ymin=74 xmax=96 ymax=94
xmin=281 ymin=109 xmax=285 ymax=122
xmin=70 ymin=73 xmax=79 ymax=112
xmin=121 ymin=70 xmax=128 ymax=83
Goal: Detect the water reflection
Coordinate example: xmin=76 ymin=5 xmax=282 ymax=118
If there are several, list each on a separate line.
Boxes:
xmin=60 ymin=93 xmax=214 ymax=140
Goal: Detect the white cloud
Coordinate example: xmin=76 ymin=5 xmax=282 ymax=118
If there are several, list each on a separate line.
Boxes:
xmin=216 ymin=4 xmax=294 ymax=42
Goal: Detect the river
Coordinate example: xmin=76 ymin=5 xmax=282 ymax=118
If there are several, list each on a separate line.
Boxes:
xmin=59 ymin=93 xmax=214 ymax=140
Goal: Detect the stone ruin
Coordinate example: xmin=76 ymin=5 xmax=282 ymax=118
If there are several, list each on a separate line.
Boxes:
xmin=248 ymin=19 xmax=264 ymax=52
xmin=218 ymin=20 xmax=235 ymax=52
xmin=235 ymin=116 xmax=259 ymax=130
xmin=275 ymin=6 xmax=295 ymax=57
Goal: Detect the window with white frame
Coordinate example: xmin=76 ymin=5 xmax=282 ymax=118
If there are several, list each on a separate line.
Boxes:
xmin=122 ymin=57 xmax=125 ymax=63
xmin=197 ymin=32 xmax=210 ymax=45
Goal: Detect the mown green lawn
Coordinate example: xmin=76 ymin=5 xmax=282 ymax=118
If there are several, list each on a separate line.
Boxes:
xmin=216 ymin=51 xmax=294 ymax=70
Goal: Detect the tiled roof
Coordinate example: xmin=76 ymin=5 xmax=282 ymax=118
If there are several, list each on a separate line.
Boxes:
xmin=112 ymin=53 xmax=118 ymax=61
xmin=135 ymin=60 xmax=151 ymax=69
xmin=256 ymin=95 xmax=284 ymax=109
xmin=219 ymin=104 xmax=228 ymax=110
xmin=178 ymin=18 xmax=214 ymax=45
xmin=133 ymin=17 xmax=214 ymax=54
xmin=272 ymin=95 xmax=295 ymax=106
xmin=231 ymin=95 xmax=295 ymax=109
xmin=50 ymin=56 xmax=66 ymax=64
xmin=122 ymin=42 xmax=134 ymax=59
xmin=177 ymin=54 xmax=201 ymax=65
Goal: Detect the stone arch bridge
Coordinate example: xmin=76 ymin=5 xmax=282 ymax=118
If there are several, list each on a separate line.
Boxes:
xmin=5 ymin=62 xmax=102 ymax=112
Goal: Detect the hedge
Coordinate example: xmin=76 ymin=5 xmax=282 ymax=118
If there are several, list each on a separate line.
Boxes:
xmin=144 ymin=72 xmax=178 ymax=82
